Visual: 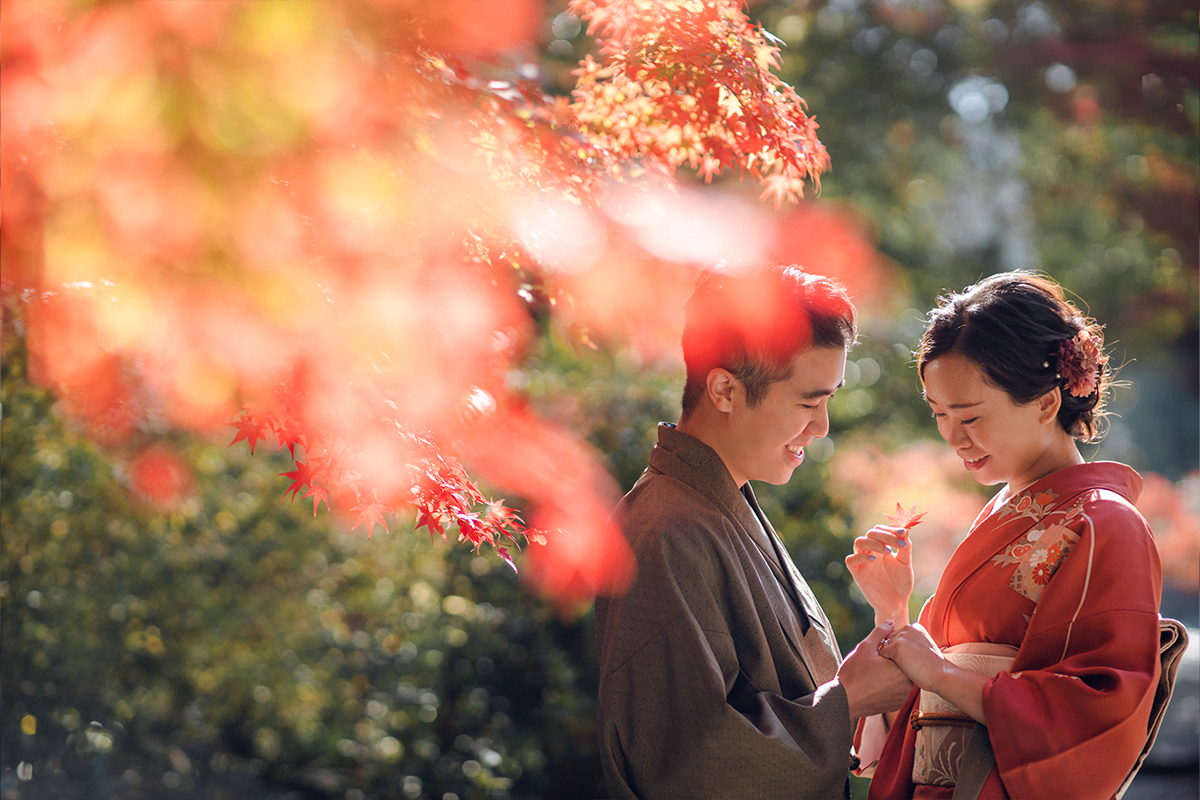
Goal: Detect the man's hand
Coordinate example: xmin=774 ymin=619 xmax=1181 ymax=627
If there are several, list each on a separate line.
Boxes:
xmin=834 ymin=620 xmax=914 ymax=720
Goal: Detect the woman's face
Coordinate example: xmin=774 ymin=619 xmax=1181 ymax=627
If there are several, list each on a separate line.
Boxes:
xmin=922 ymin=353 xmax=1063 ymax=494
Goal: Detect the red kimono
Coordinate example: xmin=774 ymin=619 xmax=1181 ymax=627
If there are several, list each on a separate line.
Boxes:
xmin=867 ymin=462 xmax=1162 ymax=800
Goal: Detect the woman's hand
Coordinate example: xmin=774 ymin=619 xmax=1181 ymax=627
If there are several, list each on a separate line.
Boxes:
xmin=876 ymin=623 xmax=945 ymax=692
xmin=845 ymin=525 xmax=913 ymax=626
xmin=878 ymin=623 xmax=989 ymax=724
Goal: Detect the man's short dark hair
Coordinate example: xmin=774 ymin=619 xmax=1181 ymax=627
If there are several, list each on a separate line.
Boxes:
xmin=680 ymin=265 xmax=857 ymax=418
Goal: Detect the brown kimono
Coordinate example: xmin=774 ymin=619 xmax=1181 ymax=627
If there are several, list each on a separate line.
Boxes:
xmin=596 ymin=424 xmax=855 ymax=799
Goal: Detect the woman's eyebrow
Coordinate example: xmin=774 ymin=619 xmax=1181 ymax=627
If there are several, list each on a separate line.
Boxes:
xmin=924 ymin=393 xmax=983 ymax=410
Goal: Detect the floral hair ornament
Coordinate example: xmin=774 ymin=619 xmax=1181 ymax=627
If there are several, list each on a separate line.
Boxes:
xmin=1056 ymin=329 xmax=1107 ymax=397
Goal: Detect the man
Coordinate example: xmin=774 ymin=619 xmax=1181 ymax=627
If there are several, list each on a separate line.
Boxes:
xmin=595 ymin=265 xmax=913 ymax=799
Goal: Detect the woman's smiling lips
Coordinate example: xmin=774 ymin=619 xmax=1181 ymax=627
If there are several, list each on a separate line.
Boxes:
xmin=964 ymin=455 xmax=989 ymax=471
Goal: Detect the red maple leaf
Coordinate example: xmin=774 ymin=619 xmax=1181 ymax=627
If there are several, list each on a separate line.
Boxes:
xmin=457 ymin=513 xmax=495 ymax=548
xmin=272 ymin=416 xmax=306 ymax=459
xmin=280 ymin=460 xmax=314 ymax=503
xmin=352 ymin=499 xmax=391 ymax=538
xmin=485 ymin=499 xmax=520 ymax=524
xmin=416 ymin=507 xmax=445 ymax=541
xmin=497 ymin=546 xmax=517 ymax=573
xmin=759 ymin=170 xmax=805 ymax=209
xmin=230 ymin=412 xmax=270 ymax=454
xmin=885 ymin=501 xmax=928 ymax=530
xmin=302 ymin=483 xmax=330 ymax=516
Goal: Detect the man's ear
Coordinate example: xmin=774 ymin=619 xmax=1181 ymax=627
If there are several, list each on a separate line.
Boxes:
xmin=707 ymin=368 xmax=738 ymax=413
xmin=1037 ymin=386 xmax=1063 ymax=424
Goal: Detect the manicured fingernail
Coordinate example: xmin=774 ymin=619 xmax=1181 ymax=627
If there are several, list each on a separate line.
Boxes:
xmin=898 ymin=539 xmax=907 ymax=547
xmin=868 ymin=555 xmax=876 ymax=561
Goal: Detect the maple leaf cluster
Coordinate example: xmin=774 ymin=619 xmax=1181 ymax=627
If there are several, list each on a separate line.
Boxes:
xmin=233 ymin=402 xmax=535 ymax=568
xmin=569 ymin=0 xmax=830 ymax=206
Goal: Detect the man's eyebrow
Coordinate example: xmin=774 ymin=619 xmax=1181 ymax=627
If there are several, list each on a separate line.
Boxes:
xmin=800 ymin=380 xmax=845 ymax=400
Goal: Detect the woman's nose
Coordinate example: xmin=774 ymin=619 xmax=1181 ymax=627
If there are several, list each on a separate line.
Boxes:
xmin=947 ymin=421 xmax=971 ymax=449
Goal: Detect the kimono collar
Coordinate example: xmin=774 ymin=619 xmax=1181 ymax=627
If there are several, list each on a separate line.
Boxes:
xmin=649 ymin=422 xmax=746 ymax=513
xmin=995 ymin=461 xmax=1143 ymax=513
xmin=649 ymin=423 xmax=824 ymax=640
xmin=940 ymin=461 xmax=1143 ymax=612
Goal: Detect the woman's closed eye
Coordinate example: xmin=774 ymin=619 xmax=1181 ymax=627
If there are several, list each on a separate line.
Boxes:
xmin=931 ymin=411 xmax=979 ymax=424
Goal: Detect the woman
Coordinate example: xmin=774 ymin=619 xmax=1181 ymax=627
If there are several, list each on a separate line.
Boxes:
xmin=847 ymin=273 xmax=1163 ymax=799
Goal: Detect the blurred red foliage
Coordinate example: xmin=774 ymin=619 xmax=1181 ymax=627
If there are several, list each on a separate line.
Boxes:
xmin=128 ymin=445 xmax=195 ymax=510
xmin=1136 ymin=471 xmax=1200 ymax=592
xmin=0 ymin=0 xmax=871 ymax=603
xmin=770 ymin=201 xmax=901 ymax=314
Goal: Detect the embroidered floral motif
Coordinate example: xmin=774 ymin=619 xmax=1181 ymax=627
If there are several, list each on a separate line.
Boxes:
xmin=991 ymin=498 xmax=1085 ymax=603
xmin=998 ymin=488 xmax=1059 ymax=522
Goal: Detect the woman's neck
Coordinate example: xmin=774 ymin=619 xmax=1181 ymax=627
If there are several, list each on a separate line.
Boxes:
xmin=998 ymin=438 xmax=1085 ymax=505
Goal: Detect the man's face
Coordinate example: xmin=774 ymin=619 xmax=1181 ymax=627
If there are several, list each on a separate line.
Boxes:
xmin=722 ymin=346 xmax=846 ymax=486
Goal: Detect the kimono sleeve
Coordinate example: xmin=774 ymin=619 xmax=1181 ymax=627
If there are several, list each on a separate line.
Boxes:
xmin=596 ymin=509 xmax=853 ymax=799
xmin=981 ymin=493 xmax=1163 ymax=799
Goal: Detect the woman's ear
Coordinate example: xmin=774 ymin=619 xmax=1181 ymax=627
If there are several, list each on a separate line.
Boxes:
xmin=707 ymin=368 xmax=738 ymax=413
xmin=1037 ymin=386 xmax=1063 ymax=424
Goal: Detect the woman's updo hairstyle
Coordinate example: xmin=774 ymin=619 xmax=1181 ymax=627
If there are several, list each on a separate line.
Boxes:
xmin=915 ymin=272 xmax=1112 ymax=442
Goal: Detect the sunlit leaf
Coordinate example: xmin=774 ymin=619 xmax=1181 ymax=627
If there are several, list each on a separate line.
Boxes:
xmin=885 ymin=500 xmax=928 ymax=531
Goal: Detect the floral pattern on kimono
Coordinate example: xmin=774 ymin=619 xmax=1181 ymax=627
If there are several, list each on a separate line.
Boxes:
xmin=995 ymin=487 xmax=1060 ymax=523
xmin=989 ymin=495 xmax=1086 ymax=603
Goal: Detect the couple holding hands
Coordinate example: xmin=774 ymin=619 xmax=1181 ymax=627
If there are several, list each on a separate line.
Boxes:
xmin=595 ymin=265 xmax=1182 ymax=799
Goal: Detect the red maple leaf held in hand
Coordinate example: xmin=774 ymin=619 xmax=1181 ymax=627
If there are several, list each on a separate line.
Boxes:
xmin=886 ymin=501 xmax=928 ymax=530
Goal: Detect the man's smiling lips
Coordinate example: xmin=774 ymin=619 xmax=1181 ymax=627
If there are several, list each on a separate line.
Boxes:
xmin=785 ymin=444 xmax=804 ymax=460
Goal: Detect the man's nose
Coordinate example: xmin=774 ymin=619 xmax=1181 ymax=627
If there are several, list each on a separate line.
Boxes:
xmin=808 ymin=406 xmax=830 ymax=439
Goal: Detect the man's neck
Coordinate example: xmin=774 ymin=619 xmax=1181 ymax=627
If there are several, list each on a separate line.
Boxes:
xmin=675 ymin=411 xmax=746 ymax=488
